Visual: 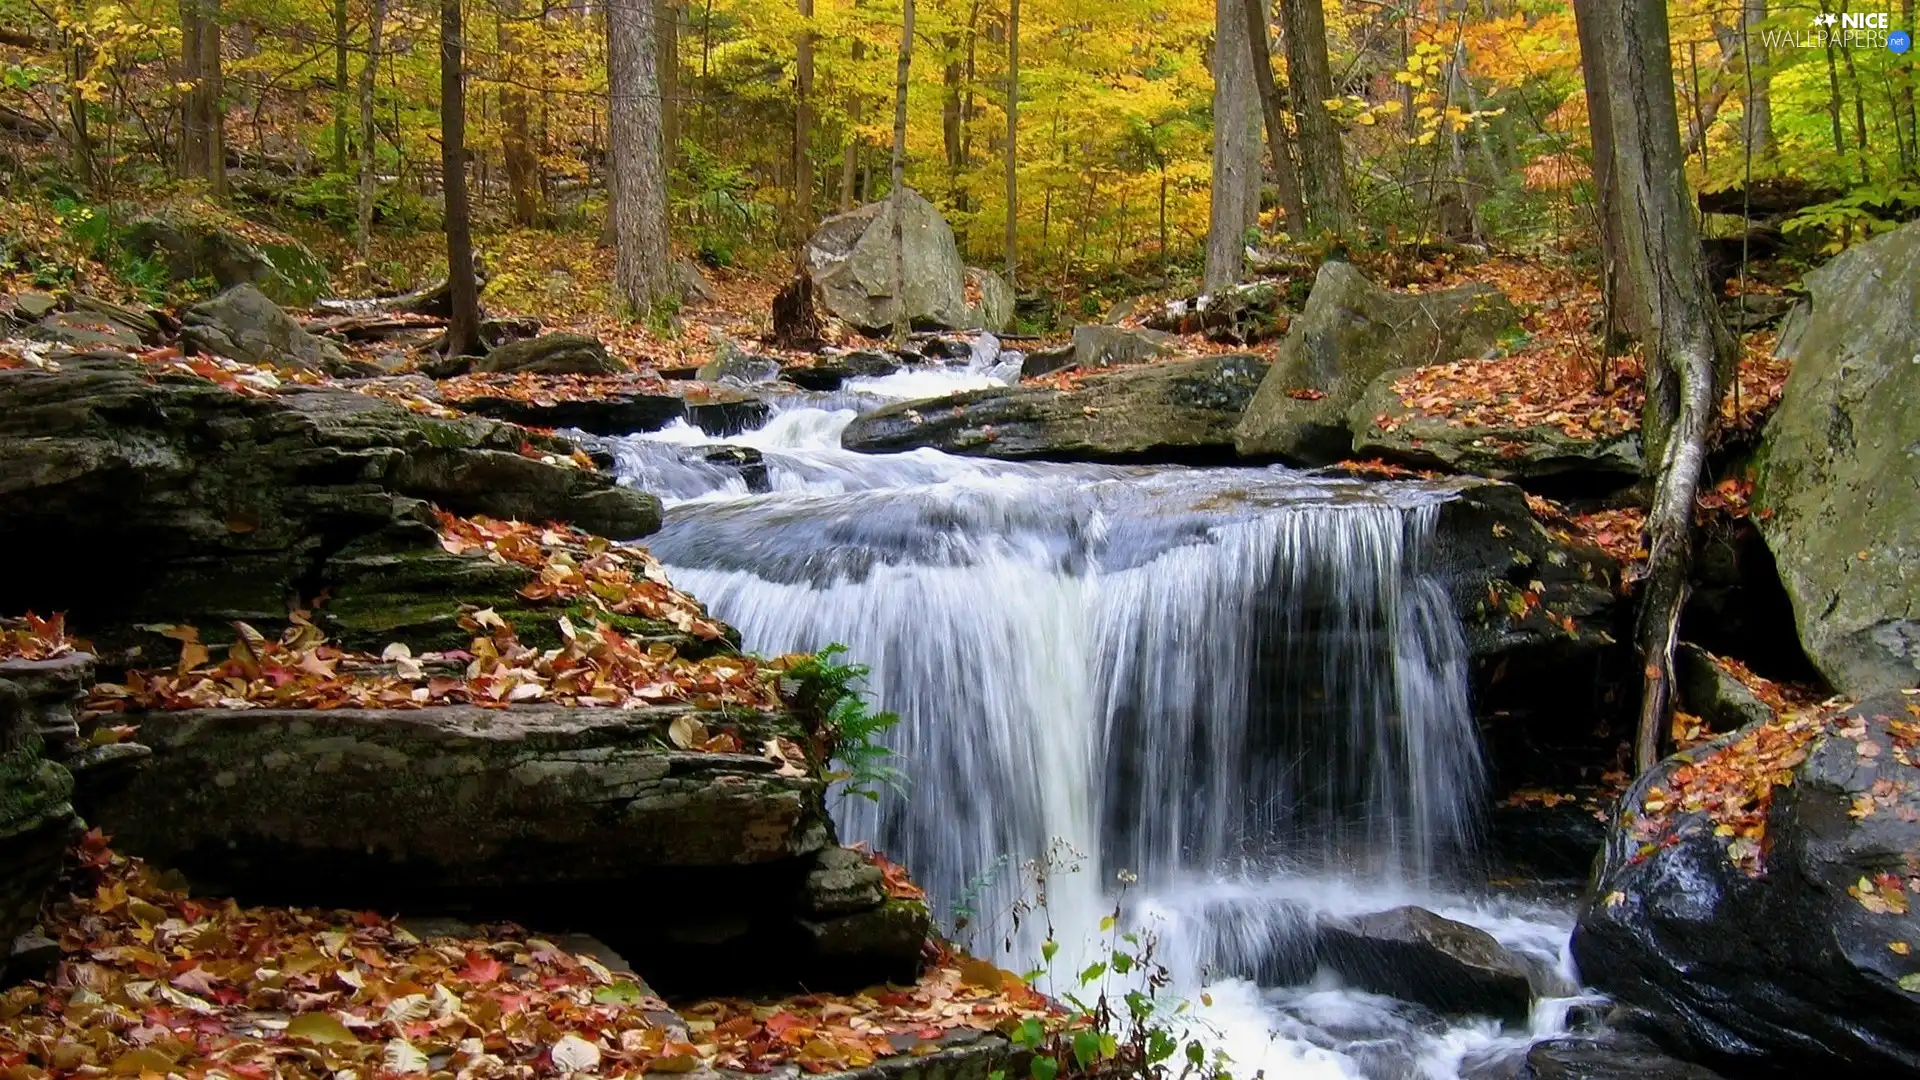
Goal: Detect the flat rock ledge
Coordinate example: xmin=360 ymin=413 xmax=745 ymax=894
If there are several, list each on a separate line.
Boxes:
xmin=81 ymin=703 xmax=928 ymax=994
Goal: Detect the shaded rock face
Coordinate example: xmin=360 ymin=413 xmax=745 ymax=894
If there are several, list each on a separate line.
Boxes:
xmin=29 ymin=296 xmax=163 ymax=352
xmin=473 ymin=332 xmax=623 ymax=376
xmin=1512 ymin=1034 xmax=1729 ymax=1080
xmin=0 ymin=667 xmax=80 ymax=985
xmin=1316 ymin=906 xmax=1535 ymax=1021
xmin=79 ymin=705 xmax=925 ymax=994
xmin=459 ymin=391 xmax=687 ymax=437
xmin=125 ymin=215 xmax=331 ymax=307
xmin=697 ymin=341 xmax=784 ymax=385
xmin=966 ymin=267 xmax=1015 ymax=333
xmin=1349 ymin=370 xmax=1643 ymax=491
xmin=1235 ymin=262 xmax=1519 ymax=464
xmin=841 ymin=354 xmax=1269 ymax=463
xmin=1755 ymin=220 xmax=1920 ymax=696
xmin=783 ymin=351 xmax=902 ymax=392
xmin=1069 ymin=324 xmax=1176 ymax=369
xmin=1572 ymin=694 xmax=1920 ymax=1076
xmin=805 ymin=190 xmax=971 ymax=332
xmin=0 ymin=353 xmax=661 ymax=654
xmin=183 ymin=284 xmax=360 ymax=376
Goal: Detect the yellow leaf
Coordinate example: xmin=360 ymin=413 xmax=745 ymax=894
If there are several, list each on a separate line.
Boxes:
xmin=286 ymin=1011 xmax=360 ymax=1045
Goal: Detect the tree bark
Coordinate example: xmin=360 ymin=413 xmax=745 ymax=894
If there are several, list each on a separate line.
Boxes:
xmin=1573 ymin=0 xmax=1640 ymax=351
xmin=179 ymin=0 xmax=225 ymax=193
xmin=1239 ymin=0 xmax=1306 ymax=231
xmin=841 ymin=22 xmax=866 ymax=212
xmin=1004 ymin=0 xmax=1018 ymax=288
xmin=356 ymin=0 xmax=387 ymax=287
xmin=1586 ymin=0 xmax=1736 ymax=772
xmin=500 ymin=0 xmax=542 ymax=226
xmin=943 ymin=33 xmax=964 ymax=214
xmin=794 ymin=0 xmax=816 ymax=239
xmin=660 ymin=0 xmax=679 ymax=177
xmin=1205 ymin=0 xmax=1258 ymax=292
xmin=333 ymin=0 xmax=349 ymax=174
xmin=889 ymin=0 xmax=914 ymax=342
xmin=440 ymin=0 xmax=482 ymax=356
xmin=609 ymin=0 xmax=672 ymax=310
xmin=1276 ymin=0 xmax=1345 ymax=234
xmin=1742 ymin=0 xmax=1774 ymax=159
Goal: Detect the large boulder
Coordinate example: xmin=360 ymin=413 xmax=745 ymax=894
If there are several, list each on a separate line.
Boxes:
xmin=29 ymin=295 xmax=163 ymax=352
xmin=79 ymin=705 xmax=926 ymax=993
xmin=1316 ymin=906 xmax=1535 ymax=1020
xmin=473 ymin=332 xmax=623 ymax=376
xmin=967 ymin=267 xmax=1016 ymax=333
xmin=1572 ymin=694 xmax=1920 ymax=1076
xmin=125 ymin=214 xmax=331 ymax=306
xmin=1235 ymin=262 xmax=1519 ymax=463
xmin=1069 ymin=324 xmax=1177 ymax=369
xmin=805 ymin=190 xmax=971 ymax=332
xmin=1754 ymin=221 xmax=1920 ymax=696
xmin=182 ymin=284 xmax=360 ymax=376
xmin=458 ymin=388 xmax=688 ymax=436
xmin=0 ymin=352 xmax=661 ymax=655
xmin=1349 ymin=368 xmax=1643 ymax=487
xmin=841 ymin=353 xmax=1268 ymax=462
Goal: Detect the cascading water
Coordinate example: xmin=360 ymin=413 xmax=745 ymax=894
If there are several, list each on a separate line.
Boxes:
xmin=603 ymin=353 xmax=1586 ymax=1079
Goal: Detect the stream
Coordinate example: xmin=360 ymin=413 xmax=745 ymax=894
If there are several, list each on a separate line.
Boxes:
xmin=601 ymin=351 xmax=1596 ymax=1080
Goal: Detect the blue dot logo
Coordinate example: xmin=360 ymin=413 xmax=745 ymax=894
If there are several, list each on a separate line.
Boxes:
xmin=1894 ymin=29 xmax=1913 ymax=53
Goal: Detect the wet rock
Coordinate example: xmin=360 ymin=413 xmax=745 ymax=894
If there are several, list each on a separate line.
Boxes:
xmin=967 ymin=267 xmax=1016 ymax=333
xmin=802 ymin=846 xmax=888 ymax=917
xmin=783 ymin=350 xmax=902 ymax=391
xmin=1754 ymin=219 xmax=1920 ymax=696
xmin=1675 ymin=643 xmax=1773 ymax=731
xmin=1316 ymin=906 xmax=1534 ymax=1020
xmin=473 ymin=332 xmax=623 ymax=376
xmin=805 ymin=190 xmax=971 ymax=332
xmin=700 ymin=445 xmax=771 ymax=493
xmin=1235 ymin=262 xmax=1519 ymax=463
xmin=1572 ymin=693 xmax=1920 ymax=1076
xmin=10 ymin=291 xmax=57 ymax=321
xmin=675 ymin=256 xmax=718 ymax=305
xmin=1485 ymin=796 xmax=1609 ymax=883
xmin=687 ymin=396 xmax=773 ymax=438
xmin=797 ymin=897 xmax=932 ymax=992
xmin=125 ymin=215 xmax=331 ymax=306
xmin=1069 ymin=324 xmax=1176 ymax=369
xmin=458 ymin=390 xmax=687 ymax=436
xmin=1019 ymin=343 xmax=1077 ymax=379
xmin=1348 ymin=370 xmax=1642 ymax=490
xmin=0 ymin=352 xmax=660 ymax=655
xmin=698 ymin=341 xmax=784 ymax=386
xmin=1521 ymin=1033 xmax=1728 ymax=1080
xmin=182 ymin=284 xmax=362 ymax=376
xmin=841 ymin=353 xmax=1268 ymax=463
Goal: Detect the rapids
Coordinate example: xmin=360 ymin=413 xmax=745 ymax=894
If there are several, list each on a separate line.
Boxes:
xmin=600 ymin=348 xmax=1592 ymax=1079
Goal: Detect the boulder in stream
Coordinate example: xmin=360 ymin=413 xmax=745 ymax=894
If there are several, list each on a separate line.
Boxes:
xmin=840 ymin=353 xmax=1268 ymax=462
xmin=804 ymin=190 xmax=971 ymax=332
xmin=1754 ymin=219 xmax=1920 ymax=696
xmin=1572 ymin=692 xmax=1920 ymax=1076
xmin=1235 ymin=262 xmax=1519 ymax=463
xmin=1316 ymin=906 xmax=1534 ymax=1020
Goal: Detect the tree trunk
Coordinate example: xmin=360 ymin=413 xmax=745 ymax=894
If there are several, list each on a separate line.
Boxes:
xmin=356 ymin=0 xmax=387 ymax=288
xmin=1904 ymin=0 xmax=1917 ymax=171
xmin=794 ymin=0 xmax=816 ymax=240
xmin=500 ymin=0 xmax=541 ymax=226
xmin=943 ymin=33 xmax=964 ymax=213
xmin=609 ymin=0 xmax=672 ymax=310
xmin=1573 ymin=0 xmax=1641 ymax=352
xmin=841 ymin=23 xmax=866 ymax=213
xmin=1240 ymin=0 xmax=1306 ymax=231
xmin=179 ymin=0 xmax=225 ymax=193
xmin=889 ymin=0 xmax=914 ymax=343
xmin=440 ymin=0 xmax=482 ymax=356
xmin=1743 ymin=0 xmax=1774 ymax=159
xmin=660 ymin=0 xmax=679 ymax=177
xmin=1276 ymin=0 xmax=1345 ymax=233
xmin=1205 ymin=0 xmax=1258 ymax=292
xmin=333 ymin=0 xmax=349 ymax=174
xmin=1587 ymin=0 xmax=1736 ymax=772
xmin=1004 ymin=0 xmax=1018 ymax=288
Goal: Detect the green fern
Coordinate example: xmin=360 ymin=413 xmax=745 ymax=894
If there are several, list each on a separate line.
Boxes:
xmin=779 ymin=644 xmax=906 ymax=803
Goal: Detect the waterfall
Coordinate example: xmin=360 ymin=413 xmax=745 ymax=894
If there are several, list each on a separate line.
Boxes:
xmin=607 ymin=365 xmax=1578 ymax=1079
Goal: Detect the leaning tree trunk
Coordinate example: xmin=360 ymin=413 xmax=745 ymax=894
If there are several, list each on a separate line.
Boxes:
xmin=1276 ymin=0 xmax=1344 ymax=234
xmin=440 ymin=0 xmax=483 ymax=356
xmin=888 ymin=0 xmax=914 ymax=343
xmin=355 ymin=0 xmax=387 ymax=287
xmin=1240 ymin=0 xmax=1307 ymax=232
xmin=1585 ymin=0 xmax=1737 ymax=771
xmin=1204 ymin=0 xmax=1259 ymax=292
xmin=608 ymin=0 xmax=672 ymax=311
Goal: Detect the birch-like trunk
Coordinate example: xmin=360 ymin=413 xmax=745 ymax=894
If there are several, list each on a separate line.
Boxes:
xmin=609 ymin=0 xmax=672 ymax=311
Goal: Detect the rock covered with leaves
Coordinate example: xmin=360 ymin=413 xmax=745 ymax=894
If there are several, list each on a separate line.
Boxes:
xmin=0 ymin=350 xmax=661 ymax=655
xmin=1573 ymin=691 xmax=1920 ymax=1075
xmin=1234 ymin=261 xmax=1519 ymax=463
xmin=1755 ymin=219 xmax=1920 ymax=697
xmin=0 ymin=617 xmax=85 ymax=984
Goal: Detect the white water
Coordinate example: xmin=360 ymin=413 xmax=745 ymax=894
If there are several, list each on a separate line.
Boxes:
xmin=601 ymin=353 xmax=1587 ymax=1080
